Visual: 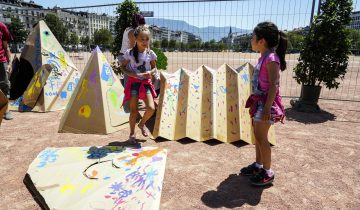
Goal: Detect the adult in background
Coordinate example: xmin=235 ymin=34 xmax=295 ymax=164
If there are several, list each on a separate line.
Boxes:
xmin=0 ymin=20 xmax=13 ymax=120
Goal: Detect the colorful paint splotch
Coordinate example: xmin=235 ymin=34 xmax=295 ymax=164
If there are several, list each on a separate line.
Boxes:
xmin=108 ymin=89 xmax=118 ymax=108
xmin=26 ymin=146 xmax=167 ymax=210
xmin=79 ymin=105 xmax=91 ymax=118
xmin=101 ymin=63 xmax=114 ymax=86
xmin=37 ymin=148 xmax=60 ymax=168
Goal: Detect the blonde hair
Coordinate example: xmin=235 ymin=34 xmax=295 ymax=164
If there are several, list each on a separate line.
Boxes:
xmin=134 ymin=25 xmax=151 ymax=38
xmin=132 ymin=25 xmax=152 ymax=63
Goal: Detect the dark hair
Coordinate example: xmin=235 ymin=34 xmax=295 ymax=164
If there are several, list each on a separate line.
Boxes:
xmin=131 ymin=13 xmax=145 ymax=29
xmin=254 ymin=21 xmax=288 ymax=71
xmin=131 ymin=25 xmax=151 ymax=63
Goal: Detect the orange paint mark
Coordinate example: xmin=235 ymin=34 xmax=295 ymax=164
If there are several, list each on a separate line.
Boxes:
xmin=126 ymin=148 xmax=163 ymax=166
xmin=91 ymin=170 xmax=98 ymax=178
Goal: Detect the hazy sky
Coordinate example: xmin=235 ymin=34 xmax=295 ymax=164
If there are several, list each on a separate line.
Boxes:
xmin=32 ymin=0 xmax=360 ymax=30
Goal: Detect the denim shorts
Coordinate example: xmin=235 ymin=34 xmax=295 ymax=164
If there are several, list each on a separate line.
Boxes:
xmin=0 ymin=62 xmax=10 ymax=96
xmin=130 ymin=82 xmax=152 ymax=96
xmin=253 ymin=104 xmax=275 ymax=125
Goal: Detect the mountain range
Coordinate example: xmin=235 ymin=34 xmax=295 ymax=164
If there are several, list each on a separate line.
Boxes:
xmin=146 ymin=18 xmax=251 ymax=42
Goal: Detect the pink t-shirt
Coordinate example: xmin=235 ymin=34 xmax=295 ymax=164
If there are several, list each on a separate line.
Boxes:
xmin=258 ymin=52 xmax=280 ymax=93
xmin=0 ymin=21 xmax=13 ymax=63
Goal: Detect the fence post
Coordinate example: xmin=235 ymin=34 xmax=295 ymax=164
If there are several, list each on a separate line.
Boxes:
xmin=317 ymin=0 xmax=322 ymax=15
xmin=310 ymin=0 xmax=316 ymax=26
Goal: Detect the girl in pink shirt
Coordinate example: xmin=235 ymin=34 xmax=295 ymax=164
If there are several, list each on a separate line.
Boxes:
xmin=241 ymin=22 xmax=287 ymax=186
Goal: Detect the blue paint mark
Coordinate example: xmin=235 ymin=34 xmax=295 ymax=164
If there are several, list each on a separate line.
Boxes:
xmin=109 ymin=182 xmax=132 ymax=199
xmin=34 ymin=34 xmax=41 ymax=71
xmin=49 ymin=52 xmax=56 ymax=59
xmin=67 ymin=82 xmax=75 ymax=92
xmin=37 ymin=149 xmax=59 ymax=168
xmin=192 ymin=84 xmax=200 ymax=92
xmin=242 ymin=73 xmax=249 ymax=83
xmin=101 ymin=64 xmax=112 ymax=81
xmin=60 ymin=91 xmax=67 ymax=99
xmin=219 ymin=86 xmax=227 ymax=93
xmin=103 ymin=176 xmax=111 ymax=180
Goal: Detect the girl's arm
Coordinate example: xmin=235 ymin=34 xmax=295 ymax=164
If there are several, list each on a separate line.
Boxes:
xmin=262 ymin=61 xmax=279 ymax=121
xmin=150 ymin=60 xmax=157 ymax=74
xmin=120 ymin=59 xmax=138 ymax=78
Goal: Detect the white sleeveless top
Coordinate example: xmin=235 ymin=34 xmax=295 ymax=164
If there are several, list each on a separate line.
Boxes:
xmin=120 ymin=27 xmax=133 ymax=54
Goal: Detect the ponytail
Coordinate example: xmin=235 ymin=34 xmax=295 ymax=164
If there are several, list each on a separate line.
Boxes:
xmin=276 ymin=31 xmax=288 ymax=71
xmin=131 ymin=42 xmax=139 ymax=63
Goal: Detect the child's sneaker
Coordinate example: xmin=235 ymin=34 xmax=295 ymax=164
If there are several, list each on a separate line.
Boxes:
xmin=250 ymin=168 xmax=274 ymax=186
xmin=240 ymin=162 xmax=261 ymax=176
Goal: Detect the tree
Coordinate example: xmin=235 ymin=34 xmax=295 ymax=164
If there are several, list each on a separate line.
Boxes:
xmin=93 ymin=29 xmax=114 ymax=49
xmin=348 ymin=28 xmax=360 ymax=49
xmin=80 ymin=36 xmax=90 ymax=46
xmin=168 ymin=39 xmax=176 ymax=49
xmin=152 ymin=48 xmax=168 ymax=70
xmin=180 ymin=42 xmax=188 ymax=51
xmin=5 ymin=16 xmax=28 ymax=51
xmin=152 ymin=40 xmax=160 ymax=48
xmin=161 ymin=39 xmax=168 ymax=49
xmin=112 ymin=0 xmax=140 ymax=57
xmin=294 ymin=0 xmax=353 ymax=89
xmin=175 ymin=41 xmax=181 ymax=50
xmin=69 ymin=33 xmax=79 ymax=46
xmin=287 ymin=31 xmax=305 ymax=52
xmin=217 ymin=41 xmax=225 ymax=51
xmin=239 ymin=34 xmax=252 ymax=51
xmin=189 ymin=40 xmax=201 ymax=50
xmin=43 ymin=13 xmax=68 ymax=45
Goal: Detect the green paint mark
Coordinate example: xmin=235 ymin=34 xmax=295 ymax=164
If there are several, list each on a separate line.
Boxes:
xmin=109 ymin=89 xmax=118 ymax=108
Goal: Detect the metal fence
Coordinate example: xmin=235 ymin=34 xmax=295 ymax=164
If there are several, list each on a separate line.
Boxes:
xmin=6 ymin=0 xmax=360 ymax=102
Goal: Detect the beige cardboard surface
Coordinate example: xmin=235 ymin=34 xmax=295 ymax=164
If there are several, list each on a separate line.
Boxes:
xmin=59 ymin=47 xmax=129 ymax=134
xmin=153 ymin=63 xmax=276 ymax=145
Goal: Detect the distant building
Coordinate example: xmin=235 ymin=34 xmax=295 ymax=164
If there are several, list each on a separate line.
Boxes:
xmin=149 ymin=25 xmax=200 ymax=44
xmin=0 ymin=0 xmax=44 ymax=30
xmin=0 ymin=0 xmax=115 ymax=39
xmin=350 ymin=11 xmax=360 ymax=30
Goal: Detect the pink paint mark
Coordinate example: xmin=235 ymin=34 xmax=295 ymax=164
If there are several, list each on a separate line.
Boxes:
xmin=140 ymin=203 xmax=145 ymax=210
xmin=146 ymin=191 xmax=155 ymax=199
xmin=132 ymin=153 xmax=139 ymax=156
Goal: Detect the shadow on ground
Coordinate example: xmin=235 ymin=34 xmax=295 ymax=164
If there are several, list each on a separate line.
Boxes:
xmin=285 ymin=107 xmax=336 ymax=124
xmin=201 ymin=174 xmax=271 ymax=208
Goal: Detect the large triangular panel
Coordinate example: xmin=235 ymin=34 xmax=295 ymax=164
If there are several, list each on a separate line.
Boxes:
xmin=59 ymin=47 xmax=129 ymax=134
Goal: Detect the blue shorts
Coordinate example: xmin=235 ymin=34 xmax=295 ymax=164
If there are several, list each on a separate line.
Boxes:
xmin=130 ymin=83 xmax=152 ymax=96
xmin=253 ymin=104 xmax=275 ymax=125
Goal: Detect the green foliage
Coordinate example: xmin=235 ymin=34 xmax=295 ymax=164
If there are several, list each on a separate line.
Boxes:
xmin=112 ymin=0 xmax=140 ymax=57
xmin=287 ymin=31 xmax=305 ymax=51
xmin=43 ymin=13 xmax=68 ymax=45
xmin=93 ymin=29 xmax=113 ymax=48
xmin=348 ymin=28 xmax=360 ymax=49
xmin=161 ymin=39 xmax=168 ymax=48
xmin=69 ymin=33 xmax=79 ymax=46
xmin=294 ymin=0 xmax=353 ymax=89
xmin=5 ymin=16 xmax=28 ymax=45
xmin=80 ymin=36 xmax=91 ymax=46
xmin=152 ymin=40 xmax=161 ymax=48
xmin=152 ymin=47 xmax=168 ymax=70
